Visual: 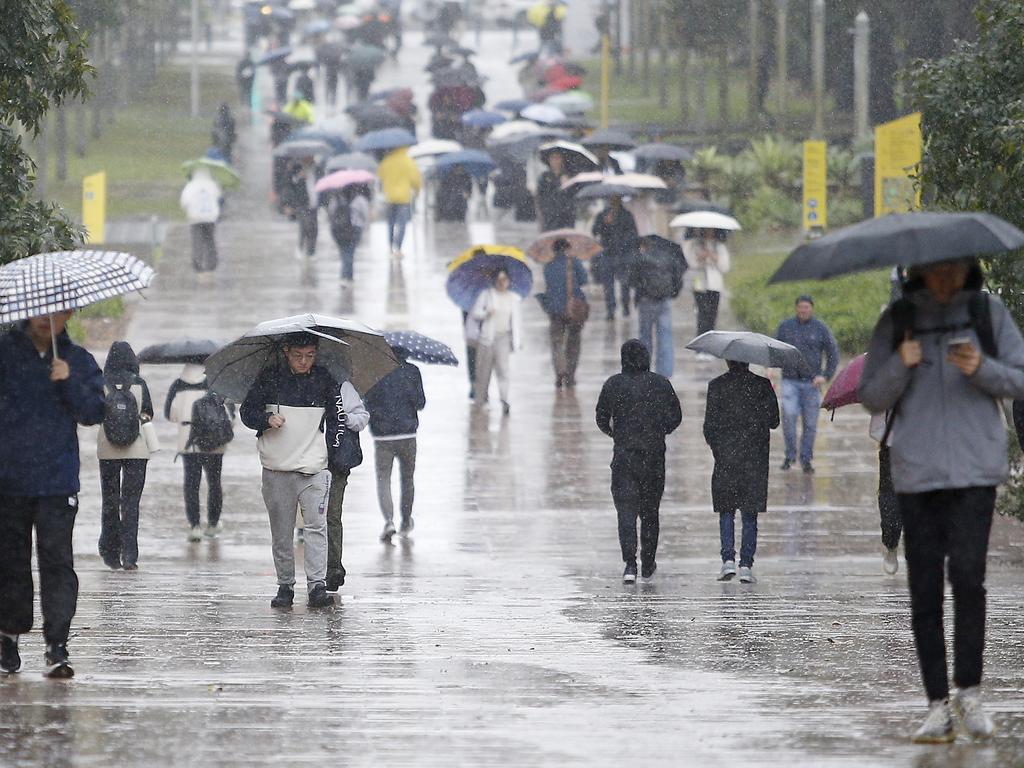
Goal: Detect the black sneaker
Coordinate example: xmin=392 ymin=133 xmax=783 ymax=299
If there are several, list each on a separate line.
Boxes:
xmin=307 ymin=584 xmax=334 ymax=608
xmin=1 ymin=635 xmax=21 ymax=674
xmin=44 ymin=644 xmax=74 ymax=679
xmin=641 ymin=561 xmax=657 ymax=580
xmin=622 ymin=562 xmax=638 ymax=584
xmin=270 ymin=585 xmax=294 ymax=608
xmin=802 ymin=462 xmax=815 ymax=474
xmin=325 ymin=569 xmax=346 ymax=592
xmin=780 ymin=459 xmax=793 ymax=471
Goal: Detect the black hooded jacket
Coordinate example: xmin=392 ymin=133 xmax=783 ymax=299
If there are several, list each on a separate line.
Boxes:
xmin=104 ymin=341 xmax=154 ymax=419
xmin=595 ymin=340 xmax=682 ymax=456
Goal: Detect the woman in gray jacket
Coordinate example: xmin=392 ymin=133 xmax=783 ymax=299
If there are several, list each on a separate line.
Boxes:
xmin=860 ymin=258 xmax=1024 ymax=744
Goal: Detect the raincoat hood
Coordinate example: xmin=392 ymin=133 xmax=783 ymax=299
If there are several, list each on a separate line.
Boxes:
xmin=620 ymin=339 xmax=650 ymax=373
xmin=105 ymin=341 xmax=140 ymax=376
xmin=180 ymin=363 xmax=207 ymax=385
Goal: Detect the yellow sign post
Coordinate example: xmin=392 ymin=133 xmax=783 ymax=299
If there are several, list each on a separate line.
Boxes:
xmin=802 ymin=140 xmax=827 ymax=231
xmin=874 ymin=112 xmax=922 ymax=217
xmin=82 ymin=171 xmax=107 ymax=244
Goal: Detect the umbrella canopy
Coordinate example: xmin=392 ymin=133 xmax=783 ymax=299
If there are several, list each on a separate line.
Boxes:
xmin=0 ymin=250 xmax=155 ymax=324
xmin=383 ymin=331 xmax=458 ymax=366
xmin=613 ymin=172 xmax=667 ymax=190
xmin=446 ymin=246 xmax=533 ymax=312
xmin=409 ymin=139 xmax=463 ymax=160
xmin=544 ymin=90 xmax=594 ymax=115
xmin=638 ymin=234 xmax=685 ymax=261
xmin=205 ymin=313 xmax=399 ymax=400
xmin=353 ymin=106 xmax=408 ymax=134
xmin=489 ymin=119 xmax=546 ymax=141
xmin=325 ymin=152 xmax=378 ymax=172
xmin=315 ymin=168 xmax=376 ymax=194
xmin=182 ymin=158 xmax=240 ymax=189
xmin=345 ymin=42 xmax=387 ymax=68
xmin=302 ymin=19 xmax=331 ymax=37
xmin=673 ymin=197 xmax=732 ymax=215
xmin=273 ymin=139 xmax=333 ymax=158
xmin=353 ymin=127 xmax=416 ymax=153
xmin=822 ymin=353 xmax=867 ymax=411
xmin=560 ymin=171 xmax=606 ymax=192
xmin=290 ymin=127 xmax=350 ymax=154
xmin=138 ymin=338 xmax=223 ymax=365
xmin=431 ymin=149 xmax=496 ymax=178
xmin=769 ymin=212 xmax=1024 ymax=284
xmin=581 ymin=129 xmax=636 ymax=151
xmin=547 ymin=75 xmax=583 ymax=92
xmin=256 ymin=47 xmax=292 ymax=66
xmin=670 ymin=211 xmax=742 ymax=231
xmin=575 ymin=182 xmax=635 ymax=200
xmin=527 ymin=230 xmax=602 ymax=263
xmin=494 ymin=98 xmax=532 ymax=114
xmin=633 ymin=143 xmax=693 ymax=162
xmin=686 ymin=331 xmax=811 ymax=374
xmin=461 ymin=109 xmax=507 ymax=129
xmin=539 ymin=140 xmax=599 ymax=174
xmin=521 ymin=103 xmax=567 ymax=126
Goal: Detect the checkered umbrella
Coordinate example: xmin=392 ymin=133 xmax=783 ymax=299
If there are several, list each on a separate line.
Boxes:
xmin=383 ymin=331 xmax=458 ymax=366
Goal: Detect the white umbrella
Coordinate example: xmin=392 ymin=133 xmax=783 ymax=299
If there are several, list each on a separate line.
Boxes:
xmin=489 ymin=120 xmax=545 ymax=140
xmin=409 ymin=139 xmax=463 ymax=160
xmin=613 ymin=172 xmax=668 ymax=190
xmin=686 ymin=331 xmax=810 ymax=373
xmin=670 ymin=211 xmax=742 ymax=231
xmin=544 ymin=91 xmax=594 ymax=115
xmin=521 ymin=103 xmax=567 ymax=126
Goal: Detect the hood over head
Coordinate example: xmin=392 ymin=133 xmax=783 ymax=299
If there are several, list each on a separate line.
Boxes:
xmin=620 ymin=339 xmax=650 ymax=373
xmin=104 ymin=341 xmax=139 ymax=376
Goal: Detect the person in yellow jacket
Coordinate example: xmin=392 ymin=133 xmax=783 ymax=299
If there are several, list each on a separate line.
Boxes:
xmin=282 ymin=95 xmax=314 ymax=125
xmin=377 ymin=146 xmax=422 ymax=257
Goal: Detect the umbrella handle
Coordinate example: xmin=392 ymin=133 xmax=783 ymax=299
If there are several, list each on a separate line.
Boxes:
xmin=49 ymin=315 xmax=59 ymax=361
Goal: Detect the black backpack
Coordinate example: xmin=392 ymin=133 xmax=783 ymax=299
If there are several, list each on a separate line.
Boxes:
xmin=185 ymin=392 xmax=234 ymax=453
xmin=103 ymin=382 xmax=140 ymax=447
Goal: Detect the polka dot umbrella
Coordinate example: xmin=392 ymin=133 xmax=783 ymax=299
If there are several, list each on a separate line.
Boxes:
xmin=383 ymin=332 xmax=458 ymax=366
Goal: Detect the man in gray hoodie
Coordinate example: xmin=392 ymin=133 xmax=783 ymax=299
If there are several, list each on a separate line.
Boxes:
xmin=860 ymin=258 xmax=1024 ymax=744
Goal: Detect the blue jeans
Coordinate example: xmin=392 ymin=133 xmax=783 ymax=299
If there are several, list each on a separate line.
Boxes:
xmin=637 ymin=297 xmax=674 ymax=377
xmin=719 ymin=510 xmax=758 ymax=567
xmin=386 ymin=204 xmax=411 ymax=251
xmin=781 ymin=378 xmax=821 ymax=463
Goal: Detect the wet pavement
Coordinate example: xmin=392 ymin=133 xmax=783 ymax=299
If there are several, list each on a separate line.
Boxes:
xmin=5 ymin=25 xmax=1024 ymax=768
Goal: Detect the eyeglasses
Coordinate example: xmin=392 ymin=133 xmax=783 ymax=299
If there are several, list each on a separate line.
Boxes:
xmin=285 ymin=350 xmax=317 ymax=362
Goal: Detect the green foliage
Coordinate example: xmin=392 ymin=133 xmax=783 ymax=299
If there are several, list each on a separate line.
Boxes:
xmin=65 ymin=296 xmax=124 ymax=343
xmin=829 ymin=194 xmax=866 ymax=229
xmin=735 ymin=186 xmax=801 ymax=232
xmin=728 ymin=247 xmax=888 ymax=354
xmin=746 ymin=135 xmax=802 ymax=191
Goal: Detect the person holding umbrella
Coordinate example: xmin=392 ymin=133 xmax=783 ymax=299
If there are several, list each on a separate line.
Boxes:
xmin=284 ymin=156 xmax=322 ymax=259
xmin=591 ymin=194 xmax=639 ymax=321
xmin=535 ymin=150 xmax=576 ymax=232
xmin=377 ymin=143 xmax=422 ymax=257
xmin=682 ymin=227 xmax=732 ymax=340
xmin=470 ymin=269 xmax=524 ymax=414
xmin=179 ymin=166 xmax=223 ymax=274
xmin=628 ymin=235 xmax=687 ymax=377
xmin=435 ymin=163 xmax=474 ymax=222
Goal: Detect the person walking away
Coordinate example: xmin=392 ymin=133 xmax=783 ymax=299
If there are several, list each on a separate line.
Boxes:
xmin=436 ymin=164 xmax=473 ymax=222
xmin=774 ymin=295 xmax=839 ymax=473
xmin=328 ymin=184 xmax=371 ymax=285
xmin=596 ymin=340 xmax=681 ymax=583
xmin=538 ymin=1 xmax=565 ymax=55
xmin=180 ymin=166 xmax=222 ymax=274
xmin=682 ymin=227 xmax=731 ymax=341
xmin=236 ymin=53 xmax=255 ymax=108
xmin=282 ymin=92 xmax=314 ymax=125
xmin=239 ymin=333 xmax=337 ymax=609
xmin=535 ymin=150 xmax=576 ymax=231
xmin=295 ymin=68 xmax=315 ymax=103
xmin=860 ymin=258 xmax=1024 ymax=743
xmin=96 ymin=342 xmax=154 ymax=571
xmin=628 ymin=235 xmax=686 ymax=378
xmin=470 ymin=270 xmax=523 ymax=414
xmin=591 ymin=194 xmax=639 ymax=320
xmin=166 ymin=364 xmax=235 ymax=541
xmin=378 ymin=145 xmax=422 ymax=257
xmin=286 ymin=157 xmax=321 ymax=259
xmin=542 ymin=239 xmax=589 ymax=389
xmin=364 ymin=351 xmax=426 ymax=541
xmin=0 ymin=311 xmax=104 ymax=678
xmin=703 ymin=360 xmax=779 ymax=584
xmin=212 ymin=103 xmax=236 ymax=164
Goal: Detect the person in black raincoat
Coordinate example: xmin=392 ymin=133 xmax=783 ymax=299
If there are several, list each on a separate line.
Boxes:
xmin=596 ymin=340 xmax=682 ymax=583
xmin=591 ymin=195 xmax=638 ymax=320
xmin=435 ymin=164 xmax=473 ymax=221
xmin=535 ymin=150 xmax=576 ymax=231
xmin=702 ymin=360 xmax=779 ymax=584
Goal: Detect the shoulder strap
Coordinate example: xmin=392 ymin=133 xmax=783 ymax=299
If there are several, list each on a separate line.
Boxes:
xmin=969 ymin=292 xmax=998 ymax=358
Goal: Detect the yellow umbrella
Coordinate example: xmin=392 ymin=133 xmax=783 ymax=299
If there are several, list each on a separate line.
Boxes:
xmin=527 ymin=2 xmax=551 ymax=27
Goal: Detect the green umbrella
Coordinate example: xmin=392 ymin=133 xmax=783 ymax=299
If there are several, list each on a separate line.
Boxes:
xmin=183 ymin=158 xmax=240 ymax=189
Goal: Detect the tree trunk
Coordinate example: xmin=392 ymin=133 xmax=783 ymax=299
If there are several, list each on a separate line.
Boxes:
xmin=657 ymin=4 xmax=668 ymax=109
xmin=775 ymin=0 xmax=788 ymax=118
xmin=717 ymin=49 xmax=729 ymax=128
xmin=627 ymin=0 xmax=636 ymax=78
xmin=55 ymin=107 xmax=68 ymax=182
xmin=693 ymin=52 xmax=707 ymax=131
xmin=678 ymin=47 xmax=689 ymax=128
xmin=640 ymin=0 xmax=650 ymax=97
xmin=748 ymin=0 xmax=760 ymax=121
xmin=75 ymin=99 xmax=87 ymax=157
xmin=613 ymin=0 xmax=623 ymax=75
xmin=92 ymin=30 xmax=105 ymax=138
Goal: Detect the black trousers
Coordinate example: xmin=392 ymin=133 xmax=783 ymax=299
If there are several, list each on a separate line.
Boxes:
xmin=190 ymin=223 xmax=218 ymax=272
xmin=694 ymin=290 xmax=721 ymax=336
xmin=878 ymin=446 xmax=901 ymax=550
xmin=298 ymin=207 xmax=318 ymax=256
xmin=327 ymin=467 xmax=349 ymax=579
xmin=182 ymin=453 xmax=223 ymax=528
xmin=611 ymin=455 xmax=664 ymax=567
xmin=899 ymin=486 xmax=995 ymax=702
xmin=0 ymin=494 xmax=79 ymax=645
xmin=99 ymin=459 xmax=148 ymax=567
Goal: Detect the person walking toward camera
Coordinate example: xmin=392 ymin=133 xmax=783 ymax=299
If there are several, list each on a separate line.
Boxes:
xmin=542 ymin=239 xmax=589 ymax=389
xmin=683 ymin=228 xmax=731 ymax=340
xmin=860 ymin=258 xmax=1024 ymax=743
xmin=470 ymin=269 xmax=523 ymax=414
xmin=774 ymin=295 xmax=839 ymax=473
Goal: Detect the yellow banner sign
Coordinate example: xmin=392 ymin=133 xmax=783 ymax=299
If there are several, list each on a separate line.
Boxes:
xmin=874 ymin=113 xmax=921 ymax=217
xmin=802 ymin=140 xmax=827 ymax=230
xmin=82 ymin=171 xmax=106 ymax=244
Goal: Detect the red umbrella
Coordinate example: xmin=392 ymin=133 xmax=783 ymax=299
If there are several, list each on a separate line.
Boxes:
xmin=548 ymin=75 xmax=583 ymax=92
xmin=822 ymin=353 xmax=866 ymax=411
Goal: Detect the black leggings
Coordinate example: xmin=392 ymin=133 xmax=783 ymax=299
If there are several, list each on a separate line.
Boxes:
xmin=182 ymin=453 xmax=224 ymax=528
xmin=694 ymin=290 xmax=720 ymax=336
xmin=899 ymin=487 xmax=995 ymax=702
xmin=99 ymin=459 xmax=148 ymax=567
xmin=878 ymin=446 xmax=901 ymax=550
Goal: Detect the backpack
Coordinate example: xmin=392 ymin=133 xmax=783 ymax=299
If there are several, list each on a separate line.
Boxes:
xmin=185 ymin=392 xmax=234 ymax=453
xmin=103 ymin=383 xmax=141 ymax=447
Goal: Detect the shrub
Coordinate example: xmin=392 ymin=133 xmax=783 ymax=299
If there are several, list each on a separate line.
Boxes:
xmin=735 ymin=186 xmax=801 ymax=232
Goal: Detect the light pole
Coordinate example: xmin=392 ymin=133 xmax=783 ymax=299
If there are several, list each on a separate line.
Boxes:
xmin=190 ymin=0 xmax=200 ymax=118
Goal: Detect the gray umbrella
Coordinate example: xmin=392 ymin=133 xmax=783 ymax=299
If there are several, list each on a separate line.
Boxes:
xmin=769 ymin=211 xmax=1024 ymax=284
xmin=581 ymin=129 xmax=635 ymax=151
xmin=138 ymin=338 xmax=223 ymax=365
xmin=325 ymin=152 xmax=379 ymax=172
xmin=633 ymin=143 xmax=693 ymax=162
xmin=686 ymin=331 xmax=811 ymax=374
xmin=205 ymin=313 xmax=399 ymax=400
xmin=273 ymin=139 xmax=332 ymax=158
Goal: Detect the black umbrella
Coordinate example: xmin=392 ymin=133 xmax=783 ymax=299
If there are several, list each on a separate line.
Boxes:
xmin=638 ymin=234 xmax=685 ymax=262
xmin=353 ymin=106 xmax=407 ymax=134
xmin=138 ymin=338 xmax=224 ymax=365
xmin=581 ymin=129 xmax=635 ymax=151
xmin=769 ymin=212 xmax=1024 ymax=284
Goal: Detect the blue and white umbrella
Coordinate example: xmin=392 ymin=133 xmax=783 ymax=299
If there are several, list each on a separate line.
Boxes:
xmin=383 ymin=331 xmax=458 ymax=366
xmin=461 ymin=110 xmax=507 ymax=129
xmin=353 ymin=128 xmax=417 ymax=153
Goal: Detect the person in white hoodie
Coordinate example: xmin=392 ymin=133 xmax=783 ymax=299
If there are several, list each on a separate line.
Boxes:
xmin=682 ymin=228 xmax=731 ymax=348
xmin=179 ymin=166 xmax=223 ymax=273
xmin=469 ymin=270 xmax=523 ymax=415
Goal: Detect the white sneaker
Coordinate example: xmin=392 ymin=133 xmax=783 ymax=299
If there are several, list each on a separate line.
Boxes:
xmin=204 ymin=523 xmax=223 ymax=539
xmin=187 ymin=525 xmax=203 ymax=542
xmin=954 ymin=686 xmax=995 ymax=740
xmin=717 ymin=560 xmax=737 ymax=581
xmin=380 ymin=521 xmax=397 ymax=541
xmin=738 ymin=566 xmax=757 ymax=584
xmin=911 ymin=699 xmax=955 ymax=744
xmin=883 ymin=547 xmax=899 ymax=575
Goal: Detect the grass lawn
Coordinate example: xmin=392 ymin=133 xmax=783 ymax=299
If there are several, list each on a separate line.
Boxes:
xmin=727 ymin=234 xmax=889 ymax=355
xmin=38 ymin=66 xmax=238 ymax=223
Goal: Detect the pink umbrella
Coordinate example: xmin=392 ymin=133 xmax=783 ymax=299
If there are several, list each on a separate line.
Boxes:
xmin=315 ymin=169 xmax=375 ymax=194
xmin=822 ymin=353 xmax=866 ymax=411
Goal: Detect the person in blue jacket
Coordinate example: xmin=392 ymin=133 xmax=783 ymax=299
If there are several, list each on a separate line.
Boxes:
xmin=0 ymin=311 xmax=105 ymax=679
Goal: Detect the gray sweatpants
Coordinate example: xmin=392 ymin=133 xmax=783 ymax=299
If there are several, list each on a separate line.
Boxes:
xmin=262 ymin=468 xmax=330 ymax=592
xmin=375 ymin=438 xmax=416 ymax=525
